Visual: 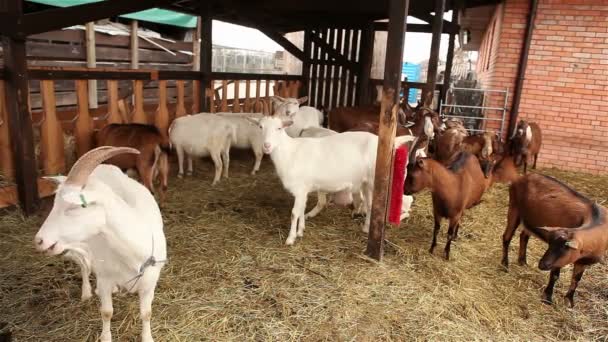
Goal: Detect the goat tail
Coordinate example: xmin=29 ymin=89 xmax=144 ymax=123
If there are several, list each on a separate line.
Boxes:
xmin=318 ymin=106 xmax=326 ymax=126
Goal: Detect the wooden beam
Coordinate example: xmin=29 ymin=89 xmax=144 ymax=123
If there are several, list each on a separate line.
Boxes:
xmin=199 ymin=5 xmax=212 ymax=112
xmin=85 ymin=22 xmax=98 ymax=109
xmin=0 ymin=13 xmax=18 ymax=37
xmin=192 ymin=17 xmax=201 ymax=72
xmin=357 ymin=23 xmax=375 ymax=106
xmin=442 ymin=5 xmax=460 ymax=102
xmin=259 ymin=27 xmax=306 ymax=62
xmin=366 ymin=0 xmax=409 ymax=261
xmin=412 ymin=12 xmax=458 ymax=33
xmin=2 ymin=34 xmax=39 ymax=214
xmin=19 ymin=0 xmax=177 ymax=37
xmin=423 ymin=0 xmax=446 ymax=106
xmin=373 ymin=22 xmax=455 ymax=34
xmin=309 ymin=32 xmax=359 ymax=71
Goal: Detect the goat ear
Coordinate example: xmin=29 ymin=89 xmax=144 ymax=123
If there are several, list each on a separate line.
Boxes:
xmin=297 ymin=96 xmax=308 ymax=105
xmin=565 ymin=239 xmax=579 ymax=250
xmin=272 ymin=96 xmax=286 ymax=102
xmin=282 ymin=119 xmax=294 ymax=128
xmin=246 ymin=117 xmax=260 ymax=126
xmin=61 ymin=188 xmax=99 ymax=208
xmin=44 ymin=175 xmax=68 ymax=185
xmin=417 ymin=158 xmax=426 ymax=169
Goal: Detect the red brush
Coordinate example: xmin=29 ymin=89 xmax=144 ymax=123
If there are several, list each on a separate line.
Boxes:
xmin=388 ymin=143 xmax=409 ymax=225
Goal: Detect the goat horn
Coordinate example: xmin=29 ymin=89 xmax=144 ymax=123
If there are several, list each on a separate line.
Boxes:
xmin=66 ymin=146 xmax=140 ymax=187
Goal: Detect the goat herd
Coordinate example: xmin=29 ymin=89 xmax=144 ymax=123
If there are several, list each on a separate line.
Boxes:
xmin=31 ymin=95 xmax=606 ymax=341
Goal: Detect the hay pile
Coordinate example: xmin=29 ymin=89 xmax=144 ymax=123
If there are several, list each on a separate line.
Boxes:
xmin=1 ymin=155 xmax=608 ymax=341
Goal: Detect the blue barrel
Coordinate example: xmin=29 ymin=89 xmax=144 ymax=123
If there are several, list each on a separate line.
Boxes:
xmin=401 ymin=62 xmax=421 ymax=104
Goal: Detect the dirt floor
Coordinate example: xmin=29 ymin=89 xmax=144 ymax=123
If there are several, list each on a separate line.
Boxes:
xmin=1 ymin=154 xmax=608 ymax=341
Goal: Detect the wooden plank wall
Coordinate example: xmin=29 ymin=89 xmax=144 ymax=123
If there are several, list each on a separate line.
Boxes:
xmin=306 ymin=28 xmax=362 ymax=111
xmin=0 ymin=73 xmax=300 ymax=208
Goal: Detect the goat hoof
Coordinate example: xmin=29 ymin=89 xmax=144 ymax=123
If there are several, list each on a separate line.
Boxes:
xmin=297 ymin=231 xmax=304 ymax=238
xmin=444 ymin=252 xmax=450 ymax=261
xmin=541 ymin=294 xmax=554 ymax=305
xmin=81 ymin=291 xmax=92 ymax=301
xmin=186 ymin=172 xmax=193 ymax=177
xmin=517 ymin=259 xmax=527 ymax=266
xmin=285 ymin=238 xmax=296 ymax=246
xmin=565 ymin=293 xmax=575 ymax=308
xmin=177 ymin=173 xmax=183 ymax=179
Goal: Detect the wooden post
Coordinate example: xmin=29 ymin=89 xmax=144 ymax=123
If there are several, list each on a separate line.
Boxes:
xmin=192 ymin=81 xmax=201 ymax=113
xmin=220 ymin=80 xmax=228 ymax=112
xmin=301 ymin=30 xmax=312 ymax=98
xmin=357 ymin=23 xmax=375 ymax=106
xmin=244 ymin=80 xmax=251 ymax=112
xmin=199 ymin=4 xmax=212 ymax=112
xmin=233 ymin=80 xmax=241 ymax=113
xmin=366 ymin=0 xmax=409 ymax=261
xmin=106 ymin=80 xmax=123 ymax=124
xmin=193 ymin=18 xmax=201 ymax=72
xmin=85 ymin=22 xmax=98 ymax=109
xmin=74 ymin=80 xmax=94 ymax=157
xmin=131 ymin=80 xmax=146 ymax=123
xmin=2 ymin=20 xmax=39 ymax=213
xmin=0 ymin=81 xmax=14 ymax=180
xmin=40 ymin=80 xmax=66 ymax=175
xmin=175 ymin=80 xmax=187 ymax=118
xmin=442 ymin=7 xmax=459 ymax=102
xmin=130 ymin=20 xmax=139 ymax=69
xmin=155 ymin=81 xmax=170 ymax=135
xmin=423 ymin=0 xmax=446 ymax=106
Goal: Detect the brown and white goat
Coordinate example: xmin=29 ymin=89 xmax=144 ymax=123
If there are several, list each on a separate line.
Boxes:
xmin=328 ymin=104 xmax=411 ymax=133
xmin=509 ymin=120 xmax=542 ymax=173
xmin=404 ymin=152 xmax=488 ymax=260
xmin=95 ymin=123 xmax=170 ymax=203
xmin=501 ymin=173 xmax=607 ymax=307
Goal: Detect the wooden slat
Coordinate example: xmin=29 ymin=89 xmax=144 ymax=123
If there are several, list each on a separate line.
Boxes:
xmin=424 ymin=0 xmax=446 ymax=106
xmin=39 ymin=80 xmax=66 ymax=175
xmin=131 ymin=80 xmax=147 ymax=123
xmin=155 ymin=80 xmax=170 ymax=136
xmin=244 ymin=80 xmax=251 ymax=112
xmin=330 ymin=28 xmax=343 ymax=110
xmin=106 ymin=80 xmax=123 ymax=124
xmin=357 ymin=23 xmax=375 ymax=106
xmin=208 ymin=80 xmax=216 ymax=113
xmin=232 ymin=80 xmax=241 ymax=113
xmin=347 ymin=29 xmax=360 ymax=106
xmin=192 ymin=80 xmax=200 ymax=114
xmin=254 ymin=79 xmax=262 ymax=112
xmin=338 ymin=29 xmax=351 ymax=107
xmin=220 ymin=80 xmax=228 ymax=112
xmin=0 ymin=80 xmax=14 ymax=180
xmin=175 ymin=80 xmax=187 ymax=118
xmin=323 ymin=29 xmax=335 ymax=110
xmin=310 ymin=29 xmax=321 ymax=107
xmin=319 ymin=29 xmax=328 ymax=108
xmin=74 ymin=80 xmax=94 ymax=157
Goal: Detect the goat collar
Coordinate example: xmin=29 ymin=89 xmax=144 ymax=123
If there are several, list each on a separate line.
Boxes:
xmin=124 ymin=234 xmax=167 ymax=292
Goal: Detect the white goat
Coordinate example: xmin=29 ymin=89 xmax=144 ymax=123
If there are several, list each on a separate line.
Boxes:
xmin=215 ymin=112 xmax=266 ymax=175
xmin=249 ymin=116 xmax=415 ymax=245
xmin=270 ymin=96 xmax=325 ymax=137
xmin=35 ymin=146 xmax=166 ymax=342
xmin=169 ymin=114 xmax=235 ymax=184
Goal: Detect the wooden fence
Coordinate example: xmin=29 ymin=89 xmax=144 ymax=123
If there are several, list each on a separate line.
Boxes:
xmin=0 ymin=68 xmax=302 ymax=208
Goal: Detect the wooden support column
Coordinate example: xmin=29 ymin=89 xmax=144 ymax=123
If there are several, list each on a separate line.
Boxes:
xmin=1 ymin=0 xmax=39 ymax=214
xmin=423 ymin=0 xmax=446 ymax=106
xmin=155 ymin=81 xmax=170 ymax=134
xmin=0 ymin=81 xmax=14 ymax=180
xmin=130 ymin=20 xmax=139 ymax=69
xmin=301 ymin=30 xmax=312 ymax=98
xmin=442 ymin=6 xmax=459 ymax=102
xmin=85 ymin=22 xmax=98 ymax=109
xmin=199 ymin=5 xmax=212 ymax=112
xmin=74 ymin=80 xmax=94 ymax=157
xmin=357 ymin=23 xmax=375 ymax=106
xmin=365 ymin=0 xmax=409 ymax=261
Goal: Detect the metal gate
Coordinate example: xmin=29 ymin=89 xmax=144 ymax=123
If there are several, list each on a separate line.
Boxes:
xmin=440 ymin=87 xmax=509 ymax=137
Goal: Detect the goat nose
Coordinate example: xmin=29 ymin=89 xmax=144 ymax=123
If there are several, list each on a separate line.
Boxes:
xmin=35 ymin=236 xmax=43 ymax=246
xmin=263 ymin=142 xmax=271 ymax=149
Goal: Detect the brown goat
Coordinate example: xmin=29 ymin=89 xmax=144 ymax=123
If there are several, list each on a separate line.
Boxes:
xmin=501 ymin=173 xmax=607 ymax=306
xmin=95 ymin=123 xmax=170 ymax=203
xmin=328 ymin=104 xmax=408 ymax=133
xmin=509 ymin=120 xmax=542 ymax=173
xmin=404 ymin=152 xmax=488 ymax=260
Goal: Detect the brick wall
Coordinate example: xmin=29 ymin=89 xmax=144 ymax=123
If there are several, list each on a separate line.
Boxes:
xmin=477 ymin=0 xmax=608 ymax=174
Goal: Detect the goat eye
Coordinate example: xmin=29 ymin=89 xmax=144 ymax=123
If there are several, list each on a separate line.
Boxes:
xmin=277 ymin=127 xmax=282 ymax=131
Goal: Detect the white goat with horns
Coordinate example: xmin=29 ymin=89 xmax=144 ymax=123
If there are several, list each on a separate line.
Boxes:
xmin=34 ymin=146 xmax=167 ymax=342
